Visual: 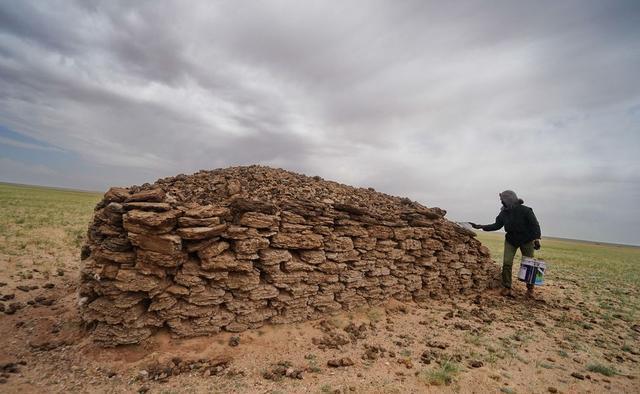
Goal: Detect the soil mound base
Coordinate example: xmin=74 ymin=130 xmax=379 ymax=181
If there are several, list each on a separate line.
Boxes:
xmin=79 ymin=165 xmax=497 ymax=346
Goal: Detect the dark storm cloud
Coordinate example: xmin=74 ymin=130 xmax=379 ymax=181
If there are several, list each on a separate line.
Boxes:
xmin=0 ymin=0 xmax=639 ymax=244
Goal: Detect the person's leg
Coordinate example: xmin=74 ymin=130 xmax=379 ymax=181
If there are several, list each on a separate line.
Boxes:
xmin=520 ymin=241 xmax=535 ymax=296
xmin=502 ymin=241 xmax=517 ymax=294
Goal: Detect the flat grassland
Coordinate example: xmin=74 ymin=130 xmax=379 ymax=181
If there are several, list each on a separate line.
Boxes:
xmin=477 ymin=232 xmax=640 ymax=321
xmin=0 ymin=183 xmax=98 ymax=275
xmin=0 ymin=183 xmax=638 ymax=393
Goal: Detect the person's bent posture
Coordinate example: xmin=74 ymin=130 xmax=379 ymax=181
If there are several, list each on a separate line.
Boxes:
xmin=470 ymin=190 xmax=541 ymax=298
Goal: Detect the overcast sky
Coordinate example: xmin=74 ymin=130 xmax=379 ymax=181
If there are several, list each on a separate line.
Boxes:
xmin=0 ymin=0 xmax=639 ymax=245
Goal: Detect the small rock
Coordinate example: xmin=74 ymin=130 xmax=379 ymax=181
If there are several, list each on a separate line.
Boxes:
xmin=398 ymin=358 xmax=413 ymax=369
xmin=2 ymin=363 xmax=19 ymax=373
xmin=470 ymin=360 xmax=483 ymax=368
xmin=229 ymin=336 xmax=240 ymax=347
xmin=0 ymin=282 xmax=6 ymax=287
xmin=454 ymin=322 xmax=472 ymax=330
xmin=57 ymin=269 xmax=65 ymax=276
xmin=548 ymin=387 xmax=558 ymax=393
xmin=426 ymin=340 xmax=448 ymax=349
xmin=327 ymin=359 xmax=341 ymax=368
xmin=43 ymin=283 xmax=55 ymax=289
xmin=1 ymin=294 xmax=14 ymax=301
xmin=138 ymin=386 xmax=149 ymax=393
xmin=571 ymin=372 xmax=585 ymax=380
xmin=16 ymin=285 xmax=31 ymax=292
xmin=327 ymin=358 xmax=354 ymax=368
xmin=137 ymin=370 xmax=149 ymax=380
xmin=5 ymin=302 xmax=22 ymax=315
xmin=420 ymin=351 xmax=434 ymax=364
xmin=340 ymin=357 xmax=354 ymax=367
xmin=535 ymin=320 xmax=546 ymax=327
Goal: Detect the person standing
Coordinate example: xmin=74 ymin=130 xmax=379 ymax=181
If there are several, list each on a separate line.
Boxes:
xmin=470 ymin=190 xmax=541 ymax=298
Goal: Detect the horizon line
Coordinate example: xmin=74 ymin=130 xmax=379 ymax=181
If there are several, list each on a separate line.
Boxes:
xmin=2 ymin=180 xmax=638 ymax=248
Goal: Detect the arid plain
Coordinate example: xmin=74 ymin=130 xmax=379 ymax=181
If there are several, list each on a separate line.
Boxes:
xmin=0 ymin=182 xmax=638 ymax=393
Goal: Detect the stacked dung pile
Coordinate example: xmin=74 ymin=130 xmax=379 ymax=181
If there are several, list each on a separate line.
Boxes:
xmin=79 ymin=165 xmax=498 ymax=346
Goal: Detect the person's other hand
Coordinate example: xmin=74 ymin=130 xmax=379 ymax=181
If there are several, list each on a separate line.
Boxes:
xmin=534 ymin=239 xmax=541 ymax=250
xmin=469 ymin=222 xmax=482 ymax=229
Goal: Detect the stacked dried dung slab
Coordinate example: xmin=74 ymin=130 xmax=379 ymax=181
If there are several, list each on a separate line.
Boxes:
xmin=79 ymin=165 xmax=498 ymax=346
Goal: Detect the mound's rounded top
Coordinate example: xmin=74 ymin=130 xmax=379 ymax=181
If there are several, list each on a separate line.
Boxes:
xmin=114 ymin=165 xmax=446 ymax=224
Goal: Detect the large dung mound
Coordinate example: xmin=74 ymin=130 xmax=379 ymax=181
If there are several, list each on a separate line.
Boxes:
xmin=79 ymin=165 xmax=497 ymax=346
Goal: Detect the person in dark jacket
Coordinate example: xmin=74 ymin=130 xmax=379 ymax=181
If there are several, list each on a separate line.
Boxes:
xmin=470 ymin=190 xmax=541 ymax=298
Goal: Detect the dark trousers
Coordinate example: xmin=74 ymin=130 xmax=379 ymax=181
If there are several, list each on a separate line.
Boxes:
xmin=502 ymin=240 xmax=534 ymax=289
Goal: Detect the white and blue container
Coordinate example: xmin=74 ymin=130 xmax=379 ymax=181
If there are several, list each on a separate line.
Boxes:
xmin=517 ymin=257 xmax=546 ymax=285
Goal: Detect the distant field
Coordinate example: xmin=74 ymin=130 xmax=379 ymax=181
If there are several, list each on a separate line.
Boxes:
xmin=0 ymin=182 xmax=101 ymax=275
xmin=476 ymin=231 xmax=639 ymax=322
xmin=476 ymin=232 xmax=640 ymax=286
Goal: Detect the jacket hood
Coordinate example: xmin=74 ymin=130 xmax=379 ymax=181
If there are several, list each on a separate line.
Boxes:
xmin=500 ymin=190 xmax=524 ymax=209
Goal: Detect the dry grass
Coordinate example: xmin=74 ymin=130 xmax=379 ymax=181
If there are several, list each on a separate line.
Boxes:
xmin=476 ymin=231 xmax=640 ymax=323
xmin=421 ymin=360 xmax=461 ymax=386
xmin=0 ymin=182 xmax=101 ymax=274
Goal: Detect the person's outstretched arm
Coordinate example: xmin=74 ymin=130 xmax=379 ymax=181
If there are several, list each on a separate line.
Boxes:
xmin=471 ymin=213 xmax=504 ymax=231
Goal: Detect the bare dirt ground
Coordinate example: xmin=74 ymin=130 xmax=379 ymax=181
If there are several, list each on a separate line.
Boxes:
xmin=1 ymin=261 xmax=638 ymax=393
xmin=0 ymin=184 xmax=638 ymax=393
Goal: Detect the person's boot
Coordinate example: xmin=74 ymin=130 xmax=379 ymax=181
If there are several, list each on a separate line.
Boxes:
xmin=526 ymin=285 xmax=535 ymax=299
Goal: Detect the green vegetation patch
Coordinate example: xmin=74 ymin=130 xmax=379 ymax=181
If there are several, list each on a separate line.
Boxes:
xmin=586 ymin=362 xmax=617 ymax=377
xmin=422 ymin=360 xmax=460 ymax=386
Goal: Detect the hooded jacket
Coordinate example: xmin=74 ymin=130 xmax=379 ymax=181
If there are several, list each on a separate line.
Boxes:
xmin=482 ymin=191 xmax=541 ymax=247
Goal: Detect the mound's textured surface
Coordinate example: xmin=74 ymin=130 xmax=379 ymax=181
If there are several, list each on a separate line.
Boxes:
xmin=79 ymin=166 xmax=497 ymax=346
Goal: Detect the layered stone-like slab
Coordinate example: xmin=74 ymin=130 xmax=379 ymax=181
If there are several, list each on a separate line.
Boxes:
xmin=79 ymin=165 xmax=497 ymax=346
